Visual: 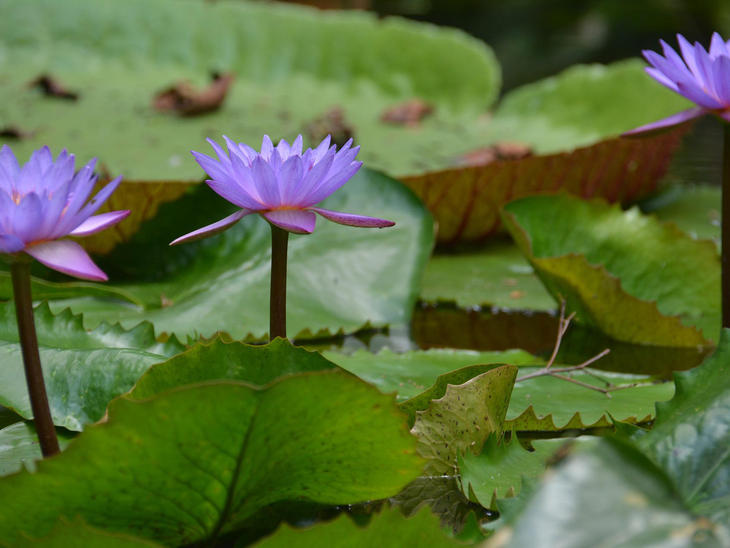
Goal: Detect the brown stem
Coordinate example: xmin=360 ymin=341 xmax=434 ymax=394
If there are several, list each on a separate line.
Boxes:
xmin=10 ymin=261 xmax=60 ymax=457
xmin=723 ymin=122 xmax=730 ymax=328
xmin=269 ymin=224 xmax=289 ymax=341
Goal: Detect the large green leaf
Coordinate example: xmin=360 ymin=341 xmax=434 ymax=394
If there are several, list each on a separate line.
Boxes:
xmin=3 ymin=519 xmax=162 ymax=548
xmin=420 ymin=240 xmax=556 ymax=311
xmin=0 ymin=423 xmax=74 ymax=477
xmin=0 ymin=303 xmax=182 ymax=431
xmin=458 ymin=437 xmax=564 ymax=508
xmin=641 ymin=185 xmax=721 ymax=245
xmin=502 ymin=193 xmax=720 ymax=345
xmin=489 ymin=440 xmax=730 ymax=548
xmin=324 ymin=348 xmax=538 ymax=403
xmin=130 ymin=338 xmax=337 ymax=400
xmin=326 ymin=348 xmax=674 ymax=432
xmin=0 ymin=372 xmax=423 ymax=546
xmin=634 ymin=329 xmax=730 ymax=525
xmin=0 ymin=0 xmax=498 ymax=181
xmin=411 ymin=365 xmax=517 ymax=474
xmin=18 ymin=169 xmax=432 ymax=340
xmin=252 ymin=509 xmax=459 ymax=548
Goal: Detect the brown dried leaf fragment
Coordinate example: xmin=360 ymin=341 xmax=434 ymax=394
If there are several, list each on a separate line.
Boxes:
xmin=27 ymin=75 xmax=79 ymax=100
xmin=0 ymin=126 xmax=33 ymax=140
xmin=458 ymin=142 xmax=533 ymax=167
xmin=381 ymin=98 xmax=434 ymax=127
xmin=304 ymin=106 xmax=355 ymax=148
xmin=153 ymin=72 xmax=234 ymax=117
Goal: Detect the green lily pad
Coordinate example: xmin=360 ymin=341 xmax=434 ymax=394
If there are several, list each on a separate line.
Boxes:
xmin=0 ymin=0 xmax=498 ymax=182
xmin=490 ymin=440 xmax=729 ymax=548
xmin=130 ymin=338 xmax=337 ymax=400
xmin=634 ymin=329 xmax=730 ymax=525
xmin=458 ymin=437 xmax=564 ymax=508
xmin=641 ymin=185 xmax=721 ymax=245
xmin=502 ymin=193 xmax=719 ymax=345
xmin=12 ymin=169 xmax=432 ymax=341
xmin=420 ymin=240 xmax=556 ymax=311
xmin=0 ymin=423 xmax=74 ymax=477
xmin=5 ymin=519 xmax=163 ymax=548
xmin=252 ymin=509 xmax=459 ymax=548
xmin=324 ymin=348 xmax=538 ymax=404
xmin=411 ymin=365 xmax=517 ymax=474
xmin=0 ymin=372 xmax=423 ymax=547
xmin=0 ymin=303 xmax=182 ymax=431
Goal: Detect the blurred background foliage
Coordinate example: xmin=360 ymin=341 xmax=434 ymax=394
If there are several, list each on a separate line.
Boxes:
xmin=258 ymin=0 xmax=729 ymax=90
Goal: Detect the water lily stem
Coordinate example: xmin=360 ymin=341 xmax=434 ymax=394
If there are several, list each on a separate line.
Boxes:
xmin=10 ymin=261 xmax=60 ymax=457
xmin=720 ymin=122 xmax=730 ymax=327
xmin=269 ymin=224 xmax=289 ymax=341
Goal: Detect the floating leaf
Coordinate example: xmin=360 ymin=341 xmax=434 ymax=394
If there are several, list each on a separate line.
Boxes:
xmin=324 ymin=348 xmax=537 ymax=405
xmin=502 ymin=193 xmax=719 ymax=345
xmin=0 ymin=0 xmax=499 ymax=182
xmin=420 ymin=240 xmax=556 ymax=311
xmin=5 ymin=519 xmax=163 ymax=548
xmin=0 ymin=372 xmax=423 ymax=546
xmin=488 ymin=440 xmax=729 ymax=548
xmin=635 ymin=330 xmax=730 ymax=525
xmin=0 ymin=423 xmax=74 ymax=477
xmin=253 ymin=509 xmax=459 ymax=548
xmin=411 ymin=365 xmax=517 ymax=474
xmin=130 ymin=338 xmax=337 ymax=400
xmin=0 ymin=302 xmax=183 ymax=431
xmin=402 ymin=60 xmax=691 ymax=243
xmin=458 ymin=437 xmax=564 ymax=507
xmin=641 ymin=184 xmax=720 ymax=245
xmin=11 ymin=169 xmax=432 ymax=341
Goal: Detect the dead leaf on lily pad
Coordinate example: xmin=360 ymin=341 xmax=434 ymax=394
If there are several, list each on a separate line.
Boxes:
xmin=381 ymin=99 xmax=434 ymax=127
xmin=153 ymin=72 xmax=234 ymax=117
xmin=304 ymin=106 xmax=355 ymax=148
xmin=27 ymin=74 xmax=79 ymax=101
xmin=402 ymin=124 xmax=688 ymax=244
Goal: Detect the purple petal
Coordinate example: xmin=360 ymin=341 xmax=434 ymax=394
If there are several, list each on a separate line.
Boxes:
xmin=677 ymin=35 xmax=701 ymax=77
xmin=170 ymin=209 xmax=252 ymax=246
xmin=718 ymin=110 xmax=730 ymax=123
xmin=206 ymin=178 xmax=262 ymax=210
xmin=206 ymin=138 xmax=232 ymax=169
xmin=279 ymin=156 xmax=304 ymax=206
xmin=223 ymin=136 xmax=254 ymax=166
xmin=11 ymin=193 xmax=43 ymax=243
xmin=622 ymin=107 xmax=706 ymax=137
xmin=714 ymin=55 xmax=730 ymax=105
xmin=694 ymin=43 xmax=717 ymax=97
xmin=69 ymin=210 xmax=131 ymax=237
xmin=310 ymin=135 xmax=332 ymax=163
xmin=192 ymin=151 xmax=236 ymax=185
xmin=0 ymin=233 xmax=25 ymax=253
xmin=0 ymin=145 xmax=19 ymax=183
xmin=290 ymin=135 xmax=303 ymax=157
xmin=308 ymin=207 xmax=395 ymax=228
xmin=643 ymin=50 xmax=692 ymax=86
xmin=263 ymin=209 xmax=316 ymax=235
xmin=25 ymin=240 xmax=107 ymax=281
xmin=645 ymin=67 xmax=679 ymax=92
xmin=68 ymin=175 xmax=123 ymax=230
xmin=300 ymin=161 xmax=362 ymax=207
xmin=276 ymin=139 xmax=291 ymax=160
xmin=659 ymin=40 xmax=692 ymax=77
xmin=676 ymin=81 xmax=724 ymax=109
xmin=710 ymin=32 xmax=728 ymax=58
xmin=293 ymin=148 xmax=335 ymax=204
xmin=251 ymin=156 xmax=280 ymax=208
xmin=261 ymin=135 xmax=274 ymax=161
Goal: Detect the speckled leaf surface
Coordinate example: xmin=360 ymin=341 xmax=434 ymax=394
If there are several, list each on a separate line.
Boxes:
xmin=411 ymin=365 xmax=517 ymax=474
xmin=502 ymin=193 xmax=719 ymax=345
xmin=0 ymin=303 xmax=183 ymax=431
xmin=0 ymin=372 xmax=423 ymax=547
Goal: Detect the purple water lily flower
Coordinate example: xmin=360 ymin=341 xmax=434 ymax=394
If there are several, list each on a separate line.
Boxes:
xmin=624 ymin=33 xmax=730 ymax=136
xmin=171 ymin=134 xmax=395 ymax=244
xmin=0 ymin=145 xmax=130 ymax=281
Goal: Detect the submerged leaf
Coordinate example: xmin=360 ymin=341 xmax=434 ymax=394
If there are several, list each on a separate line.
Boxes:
xmin=0 ymin=372 xmax=423 ymax=546
xmin=0 ymin=423 xmax=74 ymax=477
